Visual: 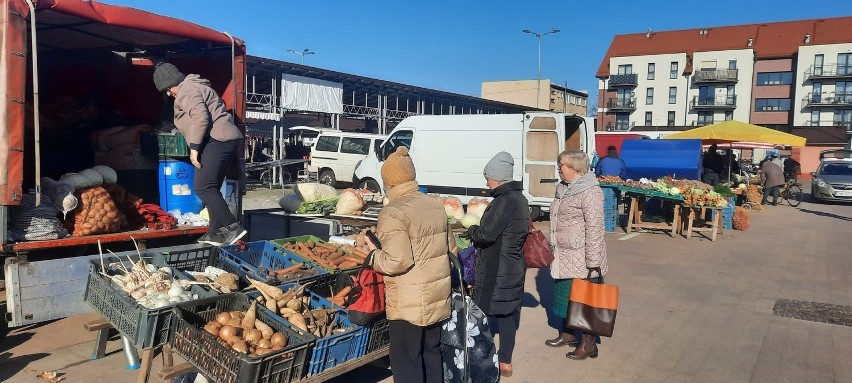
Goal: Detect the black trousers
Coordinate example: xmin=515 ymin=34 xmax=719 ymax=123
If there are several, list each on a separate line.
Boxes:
xmin=491 ymin=310 xmax=520 ymax=364
xmin=195 ymin=138 xmax=240 ymax=232
xmin=388 ymin=320 xmax=442 ymax=383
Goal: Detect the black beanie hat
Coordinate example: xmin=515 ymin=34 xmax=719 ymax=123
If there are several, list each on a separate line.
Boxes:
xmin=153 ymin=63 xmax=185 ymax=92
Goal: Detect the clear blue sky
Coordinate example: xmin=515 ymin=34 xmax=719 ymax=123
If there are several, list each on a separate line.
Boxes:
xmin=107 ymin=0 xmax=851 ymax=103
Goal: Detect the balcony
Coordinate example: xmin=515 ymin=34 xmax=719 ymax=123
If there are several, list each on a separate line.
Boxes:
xmin=693 ymin=69 xmax=739 ymax=83
xmin=802 ymin=92 xmax=852 ymax=108
xmin=804 ymin=64 xmax=852 ymax=80
xmin=608 ymin=73 xmax=638 ymax=87
xmin=801 ymin=120 xmax=852 ymax=132
xmin=691 ymin=95 xmax=737 ymax=110
xmin=605 ymin=121 xmax=635 ymax=131
xmin=606 ymin=98 xmax=636 ymax=111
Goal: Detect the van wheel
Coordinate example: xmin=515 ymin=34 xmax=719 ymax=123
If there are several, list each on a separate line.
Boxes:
xmin=530 ymin=206 xmax=543 ymax=221
xmin=356 ymin=179 xmax=381 ymax=193
xmin=319 ymin=170 xmax=337 ymax=187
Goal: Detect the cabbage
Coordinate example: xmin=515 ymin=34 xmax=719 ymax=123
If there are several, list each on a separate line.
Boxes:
xmin=295 ymin=183 xmax=338 ymax=202
xmin=460 ymin=213 xmax=481 ymax=229
xmin=336 ymin=189 xmax=365 ymax=215
xmin=669 ymin=187 xmax=681 ymax=195
xmin=442 ymin=197 xmax=465 ymax=220
xmin=467 ymin=198 xmax=489 ymax=217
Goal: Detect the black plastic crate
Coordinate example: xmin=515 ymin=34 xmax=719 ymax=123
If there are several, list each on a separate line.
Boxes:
xmin=84 ymin=257 xmax=215 ymax=349
xmin=170 ymin=294 xmax=314 ymax=383
xmin=365 ymin=318 xmax=390 ymax=353
xmin=151 ymin=244 xmax=220 ymax=272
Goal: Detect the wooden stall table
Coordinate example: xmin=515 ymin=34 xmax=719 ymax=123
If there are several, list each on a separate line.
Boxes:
xmin=624 ymin=192 xmax=682 ymax=237
xmin=681 ymin=205 xmax=723 ymax=241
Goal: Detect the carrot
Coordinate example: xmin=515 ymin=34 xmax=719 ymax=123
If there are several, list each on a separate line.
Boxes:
xmin=314 ymin=242 xmax=338 ymax=252
xmin=333 ymin=286 xmax=352 ymax=300
xmin=338 ymin=261 xmax=359 ymax=269
xmin=271 ymin=262 xmax=305 ymax=275
xmin=297 ymin=242 xmax=318 ymax=259
xmin=326 ymin=252 xmax=344 ymax=262
xmin=342 ymin=245 xmax=368 ymax=259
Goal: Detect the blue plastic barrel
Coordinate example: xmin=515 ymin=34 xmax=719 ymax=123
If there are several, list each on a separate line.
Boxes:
xmin=158 ymin=160 xmax=203 ymax=214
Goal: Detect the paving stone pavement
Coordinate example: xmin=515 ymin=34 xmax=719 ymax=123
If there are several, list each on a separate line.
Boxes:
xmin=2 ymin=194 xmax=850 ymax=383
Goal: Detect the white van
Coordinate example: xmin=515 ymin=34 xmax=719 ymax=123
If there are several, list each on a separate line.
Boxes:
xmin=353 ymin=112 xmax=595 ymax=219
xmin=310 ymin=131 xmax=388 ymax=186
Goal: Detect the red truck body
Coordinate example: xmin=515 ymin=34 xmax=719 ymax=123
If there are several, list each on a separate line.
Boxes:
xmin=0 ymin=0 xmax=245 ymax=251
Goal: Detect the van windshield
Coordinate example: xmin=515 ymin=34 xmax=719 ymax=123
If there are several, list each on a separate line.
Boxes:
xmin=382 ymin=131 xmax=414 ymax=158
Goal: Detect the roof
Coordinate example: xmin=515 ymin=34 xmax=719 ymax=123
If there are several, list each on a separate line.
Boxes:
xmin=32 ymin=0 xmax=242 ymax=48
xmin=596 ymin=16 xmax=852 ymax=78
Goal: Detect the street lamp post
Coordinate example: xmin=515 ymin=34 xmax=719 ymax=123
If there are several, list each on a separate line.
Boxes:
xmin=522 ymin=28 xmax=560 ymax=109
xmin=287 ymin=48 xmax=315 ymax=64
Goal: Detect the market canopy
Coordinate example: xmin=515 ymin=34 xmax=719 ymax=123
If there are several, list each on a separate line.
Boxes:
xmin=665 ymin=121 xmax=807 ymax=147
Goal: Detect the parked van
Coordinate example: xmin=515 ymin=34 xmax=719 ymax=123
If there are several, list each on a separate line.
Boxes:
xmin=353 ymin=112 xmax=596 ymax=219
xmin=311 ymin=132 xmax=388 ymax=186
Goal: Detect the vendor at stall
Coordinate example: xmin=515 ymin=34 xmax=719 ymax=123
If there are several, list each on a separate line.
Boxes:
xmin=153 ymin=63 xmax=246 ymax=245
xmin=702 ymin=144 xmax=724 ymax=186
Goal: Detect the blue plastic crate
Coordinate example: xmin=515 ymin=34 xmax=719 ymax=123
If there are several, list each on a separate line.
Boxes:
xmin=710 ymin=197 xmax=735 ymax=230
xmin=602 ymin=187 xmax=619 ymax=232
xmin=247 ymin=283 xmax=368 ymax=377
xmin=219 ymin=241 xmax=327 ymax=285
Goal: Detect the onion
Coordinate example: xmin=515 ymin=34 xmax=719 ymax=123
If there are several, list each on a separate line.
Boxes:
xmin=257 ymin=338 xmax=272 ymax=349
xmin=219 ymin=325 xmax=239 ymax=339
xmin=168 ymin=283 xmax=184 ymax=297
xmin=244 ymin=329 xmax=262 ymax=344
xmin=216 ymin=313 xmax=232 ymax=325
xmin=270 ymin=332 xmax=288 ymax=348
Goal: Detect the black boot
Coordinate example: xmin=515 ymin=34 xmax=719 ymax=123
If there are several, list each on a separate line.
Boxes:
xmin=566 ymin=333 xmax=598 ymax=360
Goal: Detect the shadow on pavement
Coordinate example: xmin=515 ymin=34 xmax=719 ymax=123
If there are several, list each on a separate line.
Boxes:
xmin=534 ymin=267 xmax=562 ymax=331
xmin=797 ymin=208 xmax=852 ymax=222
xmin=0 ymin=352 xmax=51 ymax=381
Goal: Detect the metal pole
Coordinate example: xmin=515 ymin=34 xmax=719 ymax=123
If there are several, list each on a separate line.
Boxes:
xmin=537 ymin=35 xmax=542 ymax=109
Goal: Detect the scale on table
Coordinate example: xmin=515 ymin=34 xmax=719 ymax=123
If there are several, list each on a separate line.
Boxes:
xmin=361 ymin=206 xmax=383 ymax=218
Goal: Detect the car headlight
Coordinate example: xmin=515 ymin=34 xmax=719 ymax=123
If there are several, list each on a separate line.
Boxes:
xmin=814 ymin=177 xmax=828 ymax=188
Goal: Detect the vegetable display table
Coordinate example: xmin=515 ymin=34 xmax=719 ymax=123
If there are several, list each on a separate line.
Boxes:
xmin=624 ymin=194 xmax=682 ymax=237
xmin=681 ymin=206 xmax=723 ymax=241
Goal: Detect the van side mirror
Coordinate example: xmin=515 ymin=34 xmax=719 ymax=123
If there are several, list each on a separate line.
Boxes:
xmin=810 ymin=172 xmax=816 ymax=177
xmin=377 ymin=147 xmax=386 ymax=161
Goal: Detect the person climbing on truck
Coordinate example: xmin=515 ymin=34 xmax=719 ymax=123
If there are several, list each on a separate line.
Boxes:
xmin=153 ymin=62 xmax=246 ymax=245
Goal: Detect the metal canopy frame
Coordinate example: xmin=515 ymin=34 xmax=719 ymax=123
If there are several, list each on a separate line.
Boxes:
xmin=245 ymin=55 xmax=528 ymax=133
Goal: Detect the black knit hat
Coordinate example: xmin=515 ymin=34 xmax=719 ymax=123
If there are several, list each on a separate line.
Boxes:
xmin=153 ymin=63 xmax=185 ymax=92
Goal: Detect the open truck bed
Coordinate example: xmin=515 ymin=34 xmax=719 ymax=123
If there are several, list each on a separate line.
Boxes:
xmin=1 ymin=0 xmax=245 ymax=326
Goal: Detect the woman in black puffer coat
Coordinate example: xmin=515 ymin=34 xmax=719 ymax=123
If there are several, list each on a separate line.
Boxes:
xmin=467 ymin=151 xmax=529 ymax=377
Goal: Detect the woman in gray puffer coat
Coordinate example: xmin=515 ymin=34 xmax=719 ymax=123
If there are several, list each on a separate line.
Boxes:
xmin=546 ymin=150 xmax=608 ymax=361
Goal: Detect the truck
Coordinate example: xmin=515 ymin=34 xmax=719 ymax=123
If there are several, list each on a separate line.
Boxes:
xmin=2 ymin=0 xmax=246 ymax=326
xmin=353 ymin=112 xmax=596 ymax=219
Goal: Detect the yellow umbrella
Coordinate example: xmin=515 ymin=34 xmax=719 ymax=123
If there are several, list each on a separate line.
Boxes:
xmin=666 ymin=120 xmax=807 ymax=147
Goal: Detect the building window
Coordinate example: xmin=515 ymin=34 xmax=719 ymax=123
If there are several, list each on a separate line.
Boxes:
xmin=756 ymin=72 xmax=793 ymax=85
xmin=647 ymin=63 xmax=655 ymax=80
xmin=646 ymin=88 xmax=654 ymax=105
xmin=814 ymin=54 xmax=824 ymax=76
xmin=645 ymin=112 xmax=653 ymax=126
xmin=755 ymin=98 xmax=791 ymax=111
xmin=668 ymin=87 xmax=677 ymax=104
xmin=724 ymin=111 xmax=733 ymax=121
xmin=838 ymin=81 xmax=852 ymax=103
xmin=810 ymin=110 xmax=820 ymax=125
xmin=670 ymin=62 xmax=678 ymax=79
xmin=697 ymin=112 xmax=714 ymax=126
xmin=617 ymin=64 xmax=633 ymax=75
xmin=728 ymin=60 xmax=737 ymax=70
xmin=615 ymin=114 xmax=630 ymax=131
xmin=838 ymin=53 xmax=852 ymax=76
xmin=835 ymin=109 xmax=852 ymax=130
xmin=667 ymin=111 xmax=676 ymax=126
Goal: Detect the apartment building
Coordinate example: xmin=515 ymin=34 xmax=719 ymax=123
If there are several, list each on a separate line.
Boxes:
xmin=595 ymin=16 xmax=852 ymax=145
xmin=481 ymin=79 xmax=588 ymax=115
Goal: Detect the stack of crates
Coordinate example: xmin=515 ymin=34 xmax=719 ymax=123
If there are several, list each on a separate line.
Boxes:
xmin=710 ymin=197 xmax=736 ymax=230
xmin=602 ymin=187 xmax=618 ymax=232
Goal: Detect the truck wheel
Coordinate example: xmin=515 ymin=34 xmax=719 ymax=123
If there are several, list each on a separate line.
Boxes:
xmin=356 ymin=178 xmax=381 ymax=193
xmin=319 ymin=170 xmax=337 ymax=187
xmin=529 ymin=206 xmax=543 ymax=221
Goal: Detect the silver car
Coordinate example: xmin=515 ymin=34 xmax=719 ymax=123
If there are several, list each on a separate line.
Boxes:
xmin=811 ymin=149 xmax=852 ymax=203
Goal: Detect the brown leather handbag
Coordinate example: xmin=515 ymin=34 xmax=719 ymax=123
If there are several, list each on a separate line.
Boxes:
xmin=523 ymin=220 xmax=554 ymax=268
xmin=568 ymin=268 xmax=619 ymax=337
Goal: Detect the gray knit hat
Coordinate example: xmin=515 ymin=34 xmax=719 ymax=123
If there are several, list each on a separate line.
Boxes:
xmin=484 ymin=151 xmax=514 ymax=181
xmin=153 ymin=63 xmax=185 ymax=92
